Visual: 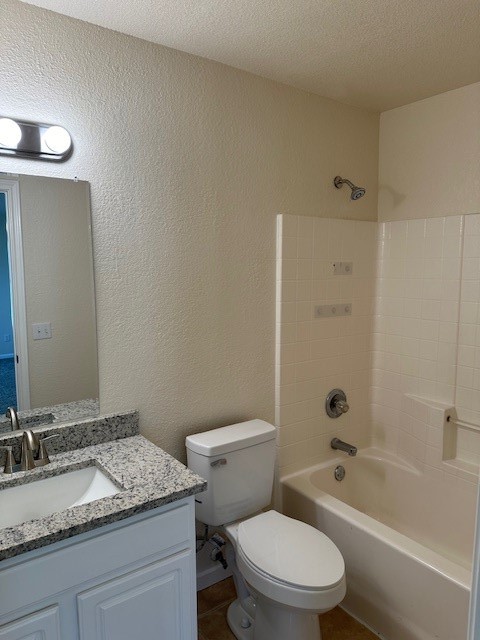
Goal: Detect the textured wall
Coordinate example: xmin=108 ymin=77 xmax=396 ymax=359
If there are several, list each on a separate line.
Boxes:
xmin=20 ymin=0 xmax=480 ymax=112
xmin=1 ymin=0 xmax=378 ymax=460
xmin=18 ymin=175 xmax=98 ymax=408
xmin=378 ymin=82 xmax=480 ymax=221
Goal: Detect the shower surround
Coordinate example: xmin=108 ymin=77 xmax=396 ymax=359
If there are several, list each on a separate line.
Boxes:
xmin=275 ymin=212 xmax=480 ymax=640
xmin=275 ymin=214 xmax=377 ymax=474
xmin=373 ymin=213 xmax=480 ymax=474
xmin=276 ymin=211 xmax=480 ymax=477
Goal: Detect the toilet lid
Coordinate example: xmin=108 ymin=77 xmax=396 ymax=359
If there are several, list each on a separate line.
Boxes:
xmin=237 ymin=511 xmax=344 ymax=590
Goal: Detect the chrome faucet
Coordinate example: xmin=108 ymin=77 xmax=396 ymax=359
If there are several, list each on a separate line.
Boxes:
xmin=331 ymin=437 xmax=357 ymax=457
xmin=21 ymin=429 xmax=38 ymax=471
xmin=326 ymin=390 xmax=350 ymax=419
xmin=0 ymin=430 xmax=58 ymax=474
xmin=6 ymin=407 xmax=20 ymax=431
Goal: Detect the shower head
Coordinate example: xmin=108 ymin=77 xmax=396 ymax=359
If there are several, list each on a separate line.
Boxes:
xmin=334 ymin=176 xmax=366 ymax=200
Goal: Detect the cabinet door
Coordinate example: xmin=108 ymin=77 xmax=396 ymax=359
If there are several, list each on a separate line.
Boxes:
xmin=0 ymin=606 xmax=61 ymax=640
xmin=77 ymin=551 xmax=194 ymax=640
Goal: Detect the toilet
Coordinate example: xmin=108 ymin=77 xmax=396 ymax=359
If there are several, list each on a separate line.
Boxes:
xmin=186 ymin=419 xmax=346 ymax=640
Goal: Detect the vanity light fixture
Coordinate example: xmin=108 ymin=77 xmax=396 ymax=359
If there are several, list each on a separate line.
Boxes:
xmin=43 ymin=125 xmax=72 ymax=155
xmin=0 ymin=116 xmax=73 ymax=161
xmin=0 ymin=118 xmax=23 ymax=148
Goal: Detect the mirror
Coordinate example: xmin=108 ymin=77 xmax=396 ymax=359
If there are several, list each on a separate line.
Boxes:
xmin=0 ymin=174 xmax=98 ymax=433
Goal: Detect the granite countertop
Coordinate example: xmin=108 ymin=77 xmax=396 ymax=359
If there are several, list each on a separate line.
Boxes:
xmin=0 ymin=399 xmax=100 ymax=434
xmin=0 ymin=435 xmax=206 ymax=561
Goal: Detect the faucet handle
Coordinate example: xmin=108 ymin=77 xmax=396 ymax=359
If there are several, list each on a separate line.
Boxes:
xmin=37 ymin=434 xmax=59 ymax=466
xmin=0 ymin=446 xmax=15 ymax=474
xmin=326 ymin=389 xmax=349 ymax=418
xmin=335 ymin=400 xmax=349 ymax=414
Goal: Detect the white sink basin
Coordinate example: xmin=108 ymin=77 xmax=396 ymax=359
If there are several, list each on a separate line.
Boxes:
xmin=0 ymin=466 xmax=120 ymax=529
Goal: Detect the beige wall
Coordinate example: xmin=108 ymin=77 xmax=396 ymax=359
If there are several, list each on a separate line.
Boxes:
xmin=19 ymin=175 xmax=98 ymax=408
xmin=378 ymin=82 xmax=480 ymax=221
xmin=1 ymin=0 xmax=378 ymax=460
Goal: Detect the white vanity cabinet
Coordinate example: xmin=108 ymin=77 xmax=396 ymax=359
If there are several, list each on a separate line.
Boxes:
xmin=0 ymin=606 xmax=61 ymax=640
xmin=0 ymin=497 xmax=197 ymax=640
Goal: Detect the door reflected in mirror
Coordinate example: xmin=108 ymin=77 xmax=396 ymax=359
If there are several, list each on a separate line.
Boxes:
xmin=0 ymin=174 xmax=98 ymax=424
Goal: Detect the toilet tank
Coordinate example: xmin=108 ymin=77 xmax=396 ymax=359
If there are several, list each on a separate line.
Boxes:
xmin=186 ymin=420 xmax=276 ymax=526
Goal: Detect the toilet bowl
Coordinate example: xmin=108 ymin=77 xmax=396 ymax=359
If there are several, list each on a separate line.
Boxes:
xmin=224 ymin=511 xmax=346 ymax=640
xmin=185 ymin=420 xmax=346 ymax=640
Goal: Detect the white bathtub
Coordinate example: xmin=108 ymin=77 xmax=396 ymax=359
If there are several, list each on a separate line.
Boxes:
xmin=281 ymin=448 xmax=476 ymax=640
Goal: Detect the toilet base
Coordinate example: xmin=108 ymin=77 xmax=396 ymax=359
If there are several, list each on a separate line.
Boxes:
xmin=227 ymin=599 xmax=253 ymax=640
xmin=227 ymin=596 xmax=322 ymax=640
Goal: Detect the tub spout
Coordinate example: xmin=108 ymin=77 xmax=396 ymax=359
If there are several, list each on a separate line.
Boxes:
xmin=331 ymin=437 xmax=357 ymax=456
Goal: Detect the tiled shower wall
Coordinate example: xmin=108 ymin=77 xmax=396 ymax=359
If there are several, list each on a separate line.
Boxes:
xmin=371 ymin=216 xmax=463 ymax=462
xmin=275 ymin=214 xmax=377 ymax=475
xmin=276 ymin=213 xmax=480 ymax=478
xmin=372 ymin=214 xmax=480 ymax=474
xmin=455 ymin=214 xmax=480 ymax=465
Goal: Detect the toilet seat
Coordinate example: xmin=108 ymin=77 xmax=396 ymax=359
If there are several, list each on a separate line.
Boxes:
xmin=234 ymin=511 xmax=346 ymax=611
xmin=237 ymin=510 xmax=345 ymax=589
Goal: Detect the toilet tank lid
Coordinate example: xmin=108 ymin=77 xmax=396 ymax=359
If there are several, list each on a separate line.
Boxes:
xmin=186 ymin=420 xmax=276 ymax=457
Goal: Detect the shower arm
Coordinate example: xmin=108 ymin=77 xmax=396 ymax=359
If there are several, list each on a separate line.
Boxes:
xmin=334 ymin=177 xmax=355 ymax=190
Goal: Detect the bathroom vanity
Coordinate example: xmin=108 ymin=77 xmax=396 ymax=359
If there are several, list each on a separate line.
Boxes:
xmin=0 ymin=412 xmax=206 ymax=640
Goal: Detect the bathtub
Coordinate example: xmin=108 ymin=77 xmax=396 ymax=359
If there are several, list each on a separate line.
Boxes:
xmin=281 ymin=448 xmax=476 ymax=640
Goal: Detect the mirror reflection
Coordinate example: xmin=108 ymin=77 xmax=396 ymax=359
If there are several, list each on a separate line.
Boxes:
xmin=0 ymin=174 xmax=98 ymax=430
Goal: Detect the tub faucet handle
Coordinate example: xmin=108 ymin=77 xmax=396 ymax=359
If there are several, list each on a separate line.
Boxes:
xmin=326 ymin=389 xmax=349 ymax=418
xmin=336 ymin=399 xmax=349 ymax=414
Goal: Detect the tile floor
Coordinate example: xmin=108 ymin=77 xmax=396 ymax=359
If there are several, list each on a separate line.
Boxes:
xmin=197 ymin=577 xmax=379 ymax=639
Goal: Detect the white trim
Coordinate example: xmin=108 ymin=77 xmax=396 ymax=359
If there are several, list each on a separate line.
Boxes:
xmin=469 ymin=483 xmax=480 ymax=639
xmin=0 ymin=179 xmax=30 ymax=410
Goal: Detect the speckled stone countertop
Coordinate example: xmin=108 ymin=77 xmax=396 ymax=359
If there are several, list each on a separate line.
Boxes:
xmin=0 ymin=399 xmax=99 ymax=434
xmin=0 ymin=435 xmax=206 ymax=561
xmin=0 ymin=410 xmax=139 ymax=460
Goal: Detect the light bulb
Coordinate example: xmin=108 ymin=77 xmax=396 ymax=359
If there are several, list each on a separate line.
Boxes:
xmin=43 ymin=126 xmax=72 ymax=154
xmin=0 ymin=118 xmax=22 ymax=148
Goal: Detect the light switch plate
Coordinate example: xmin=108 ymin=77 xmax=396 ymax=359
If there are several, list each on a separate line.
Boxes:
xmin=32 ymin=322 xmax=52 ymax=340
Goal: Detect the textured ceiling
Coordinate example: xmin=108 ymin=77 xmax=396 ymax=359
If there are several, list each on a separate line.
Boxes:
xmin=20 ymin=0 xmax=480 ymax=112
